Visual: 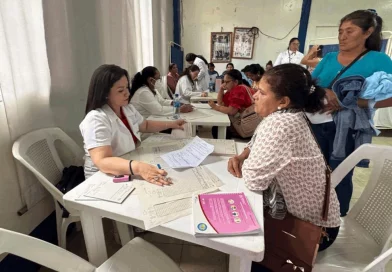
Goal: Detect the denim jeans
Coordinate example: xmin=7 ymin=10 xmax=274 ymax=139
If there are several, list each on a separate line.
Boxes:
xmin=311 ymin=122 xmax=354 ymax=216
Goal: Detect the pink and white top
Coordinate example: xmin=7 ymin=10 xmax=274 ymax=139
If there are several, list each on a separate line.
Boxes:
xmin=242 ymin=110 xmax=341 ymax=227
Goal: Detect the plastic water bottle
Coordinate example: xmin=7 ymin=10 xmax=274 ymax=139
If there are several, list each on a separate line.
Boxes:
xmin=173 ymin=94 xmax=181 ymax=119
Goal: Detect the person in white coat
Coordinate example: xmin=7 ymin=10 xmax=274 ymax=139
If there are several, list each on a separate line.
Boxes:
xmin=80 ymin=64 xmax=185 ymax=185
xmin=185 ymin=53 xmax=210 ymax=92
xmin=130 ymin=66 xmax=192 ymax=119
xmin=274 ymin=37 xmax=306 ymax=67
xmin=175 ymin=65 xmax=207 ymax=104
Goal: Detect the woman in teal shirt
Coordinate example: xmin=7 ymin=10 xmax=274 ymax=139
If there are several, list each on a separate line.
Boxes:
xmin=310 ymin=9 xmax=392 ymax=216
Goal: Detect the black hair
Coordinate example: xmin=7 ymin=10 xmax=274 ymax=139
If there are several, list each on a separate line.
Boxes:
xmin=247 ymin=64 xmax=265 ymax=76
xmin=224 ymin=69 xmax=243 ymax=85
xmin=266 ymin=60 xmax=273 ymax=66
xmin=241 ymin=65 xmax=250 ymax=72
xmin=208 ymin=62 xmax=215 ymax=68
xmin=130 ymin=66 xmax=158 ymax=97
xmin=340 ymin=9 xmax=383 ymax=51
xmin=263 ymin=64 xmax=325 ymax=113
xmin=180 ymin=64 xmax=200 ymax=83
xmin=85 ymin=64 xmax=130 ymax=115
xmin=226 ymin=63 xmax=234 ymax=69
xmin=186 ymin=53 xmax=209 ymax=65
xmin=287 ymin=37 xmax=299 ymax=50
xmin=168 ymin=63 xmax=177 ymax=71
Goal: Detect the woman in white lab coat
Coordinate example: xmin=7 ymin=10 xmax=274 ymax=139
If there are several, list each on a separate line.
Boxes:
xmin=185 ymin=53 xmax=210 ymax=91
xmin=274 ymin=37 xmax=306 ymax=67
xmin=130 ymin=66 xmax=192 ymax=119
xmin=176 ymin=65 xmax=206 ymax=104
xmin=80 ymin=64 xmax=185 ymax=185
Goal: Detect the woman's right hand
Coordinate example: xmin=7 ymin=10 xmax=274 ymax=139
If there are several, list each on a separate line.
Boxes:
xmin=132 ymin=161 xmax=172 ymax=186
xmin=324 ymin=89 xmax=340 ymax=113
xmin=309 ymin=44 xmax=320 ymax=56
xmin=180 ymin=104 xmax=193 ymax=113
xmin=228 ymin=155 xmax=245 ymax=178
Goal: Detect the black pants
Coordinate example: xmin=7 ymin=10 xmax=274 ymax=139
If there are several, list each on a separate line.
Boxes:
xmin=211 ymin=126 xmax=233 ymax=139
xmin=251 ymin=226 xmax=340 ymax=271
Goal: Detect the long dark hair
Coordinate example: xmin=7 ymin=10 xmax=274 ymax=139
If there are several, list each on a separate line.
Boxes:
xmin=186 ymin=53 xmax=208 ymax=65
xmin=180 ymin=65 xmax=200 ymax=83
xmin=85 ymin=64 xmax=130 ymax=115
xmin=248 ymin=64 xmax=265 ymax=76
xmin=263 ymin=64 xmax=325 ymax=113
xmin=130 ymin=66 xmax=158 ymax=97
xmin=225 ymin=69 xmax=243 ymax=84
xmin=340 ymin=9 xmax=383 ymax=51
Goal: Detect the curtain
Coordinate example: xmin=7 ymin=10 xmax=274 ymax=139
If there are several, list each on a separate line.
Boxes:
xmin=0 ymin=0 xmax=55 ymax=209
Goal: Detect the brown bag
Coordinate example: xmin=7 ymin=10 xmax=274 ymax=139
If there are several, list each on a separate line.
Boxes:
xmin=259 ymin=113 xmax=332 ymax=272
xmin=229 ymin=86 xmax=262 ymax=138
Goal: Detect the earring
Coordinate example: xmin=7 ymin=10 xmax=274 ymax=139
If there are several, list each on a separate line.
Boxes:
xmin=277 ymin=106 xmax=282 ymax=110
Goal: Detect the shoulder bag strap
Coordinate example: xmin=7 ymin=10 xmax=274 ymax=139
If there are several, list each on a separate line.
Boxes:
xmin=302 ymin=112 xmax=331 ymax=221
xmin=327 ymin=49 xmax=370 ymax=89
xmin=243 ymin=85 xmax=255 ymax=103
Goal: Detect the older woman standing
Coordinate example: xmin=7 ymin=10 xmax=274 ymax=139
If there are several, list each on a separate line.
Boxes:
xmin=309 ymin=10 xmax=392 ymax=216
xmin=228 ymin=64 xmax=341 ymax=271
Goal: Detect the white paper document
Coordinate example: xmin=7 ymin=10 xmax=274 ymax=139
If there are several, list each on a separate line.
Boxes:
xmin=83 ymin=181 xmax=134 ymax=203
xmin=191 ymin=103 xmax=211 ymax=109
xmin=171 ymin=122 xmax=193 ymax=139
xmin=180 ymin=109 xmax=213 ymax=120
xmin=202 ymin=139 xmax=237 ymax=156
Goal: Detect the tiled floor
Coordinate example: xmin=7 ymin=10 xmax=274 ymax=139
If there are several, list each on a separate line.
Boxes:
xmin=39 ymin=128 xmax=392 ymax=272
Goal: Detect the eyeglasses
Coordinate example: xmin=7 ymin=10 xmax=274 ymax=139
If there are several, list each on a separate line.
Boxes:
xmin=222 ymin=80 xmax=232 ymax=84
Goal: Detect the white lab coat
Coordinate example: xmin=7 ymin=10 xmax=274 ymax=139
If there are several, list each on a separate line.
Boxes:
xmin=130 ymin=86 xmax=173 ymax=119
xmin=175 ymin=76 xmax=202 ymax=104
xmin=274 ymin=50 xmax=306 ymax=67
xmin=155 ymin=76 xmax=173 ymax=100
xmin=80 ymin=104 xmax=144 ymax=178
xmin=193 ymin=57 xmax=209 ymax=91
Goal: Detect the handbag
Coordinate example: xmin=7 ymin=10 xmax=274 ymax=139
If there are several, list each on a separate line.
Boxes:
xmin=259 ymin=113 xmax=332 ymax=272
xmin=229 ymin=85 xmax=262 ymax=138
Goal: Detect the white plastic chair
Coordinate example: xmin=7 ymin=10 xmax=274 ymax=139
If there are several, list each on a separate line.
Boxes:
xmin=12 ymin=128 xmax=85 ymax=249
xmin=315 ymin=144 xmax=392 ymax=272
xmin=0 ymin=228 xmax=182 ymax=272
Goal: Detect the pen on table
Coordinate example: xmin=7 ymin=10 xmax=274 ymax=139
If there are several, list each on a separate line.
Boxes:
xmin=157 ymin=164 xmax=172 ymax=184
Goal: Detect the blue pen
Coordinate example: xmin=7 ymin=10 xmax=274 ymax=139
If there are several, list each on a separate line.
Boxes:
xmin=157 ymin=164 xmax=162 ymax=169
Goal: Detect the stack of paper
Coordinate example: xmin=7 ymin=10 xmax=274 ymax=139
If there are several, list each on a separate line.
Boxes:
xmin=171 ymin=122 xmax=193 ymax=139
xmin=76 ymin=181 xmax=134 ymax=204
xmin=161 ymin=137 xmax=214 ymax=168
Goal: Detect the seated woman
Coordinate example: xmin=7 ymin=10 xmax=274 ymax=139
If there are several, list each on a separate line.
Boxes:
xmin=167 ymin=63 xmax=179 ymax=94
xmin=265 ymin=60 xmax=273 ymax=71
xmin=221 ymin=62 xmax=234 ymax=78
xmin=300 ymin=44 xmax=323 ymax=73
xmin=80 ymin=64 xmax=185 ymax=184
xmin=130 ymin=66 xmax=192 ymax=119
xmin=208 ymin=69 xmax=255 ymax=139
xmin=228 ymin=65 xmax=340 ymax=269
xmin=175 ymin=65 xmax=207 ymax=104
xmin=246 ymin=64 xmax=265 ymax=89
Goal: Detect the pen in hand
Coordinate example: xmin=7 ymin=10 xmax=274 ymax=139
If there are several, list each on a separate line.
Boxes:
xmin=157 ymin=164 xmax=172 ymax=185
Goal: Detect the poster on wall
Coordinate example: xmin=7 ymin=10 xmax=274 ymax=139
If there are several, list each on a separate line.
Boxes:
xmin=210 ymin=32 xmax=232 ymax=63
xmin=232 ymin=27 xmax=255 ymax=59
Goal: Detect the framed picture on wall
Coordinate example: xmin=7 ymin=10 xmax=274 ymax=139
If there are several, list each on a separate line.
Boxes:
xmin=210 ymin=32 xmax=232 ymax=63
xmin=232 ymin=27 xmax=255 ymax=59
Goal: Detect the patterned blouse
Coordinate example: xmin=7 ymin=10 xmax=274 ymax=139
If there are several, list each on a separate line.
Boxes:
xmin=242 ymin=110 xmax=341 ymax=227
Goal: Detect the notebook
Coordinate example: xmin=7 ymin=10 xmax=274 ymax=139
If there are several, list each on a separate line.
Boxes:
xmin=192 ymin=192 xmax=261 ymax=237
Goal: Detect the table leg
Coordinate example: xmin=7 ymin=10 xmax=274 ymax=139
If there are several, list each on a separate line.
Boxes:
xmin=229 ymin=255 xmax=252 ymax=272
xmin=115 ymin=221 xmax=134 ymax=246
xmin=217 ymin=126 xmax=227 ymax=139
xmin=192 ymin=125 xmax=197 ymax=137
xmin=80 ymin=211 xmax=107 ymax=266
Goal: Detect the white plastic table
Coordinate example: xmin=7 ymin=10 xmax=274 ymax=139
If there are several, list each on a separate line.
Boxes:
xmin=190 ymin=92 xmax=218 ymax=103
xmin=63 ymin=143 xmax=264 ymax=272
xmin=147 ymin=107 xmax=230 ymax=139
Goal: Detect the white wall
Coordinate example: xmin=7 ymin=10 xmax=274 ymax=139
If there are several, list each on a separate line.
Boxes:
xmin=182 ymin=0 xmax=392 ymax=73
xmin=181 ymin=0 xmax=302 ymax=74
xmin=306 ymin=1 xmax=392 ymax=52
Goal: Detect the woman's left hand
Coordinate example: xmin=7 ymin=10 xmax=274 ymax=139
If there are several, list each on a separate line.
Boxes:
xmin=171 ymin=119 xmax=186 ymax=130
xmin=208 ymin=100 xmax=216 ymax=109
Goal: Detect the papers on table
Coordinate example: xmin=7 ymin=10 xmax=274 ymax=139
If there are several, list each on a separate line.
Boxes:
xmin=191 ymin=103 xmax=212 ymax=109
xmin=161 ymin=137 xmax=214 ymax=168
xmin=202 ymin=139 xmax=237 ymax=156
xmin=134 ymin=166 xmax=223 ymax=229
xmin=78 ymin=181 xmax=134 ymax=204
xmin=171 ymin=122 xmax=193 ymax=139
xmin=180 ymin=109 xmax=213 ymax=120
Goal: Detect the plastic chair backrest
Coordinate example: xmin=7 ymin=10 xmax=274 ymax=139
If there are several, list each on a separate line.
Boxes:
xmin=0 ymin=228 xmax=95 ymax=272
xmin=333 ymin=144 xmax=392 ymax=253
xmin=12 ymin=128 xmax=84 ymax=205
